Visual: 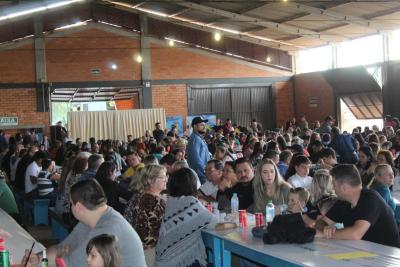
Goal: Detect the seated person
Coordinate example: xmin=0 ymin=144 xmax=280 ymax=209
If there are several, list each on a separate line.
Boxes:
xmin=37 ymin=159 xmax=60 ymax=206
xmin=216 ymin=161 xmax=238 ymax=212
xmin=198 ymin=160 xmax=224 ymax=201
xmin=154 ymin=168 xmax=233 ymax=267
xmin=86 ymin=234 xmax=122 ymax=267
xmin=124 ymin=165 xmax=166 ymax=249
xmin=316 ymin=164 xmax=400 ymax=247
xmin=368 ymin=164 xmax=400 ymax=223
xmin=0 ymin=170 xmax=19 ymax=220
xmin=285 ymin=187 xmax=314 ymax=227
xmin=287 ymin=155 xmax=313 ymax=190
xmin=22 ymin=179 xmax=145 ymax=267
xmin=122 ymin=152 xmax=144 ymax=180
xmin=311 ymin=147 xmax=337 ymax=173
xmin=277 ymin=150 xmax=292 ymax=177
xmin=253 ymin=159 xmax=291 ymax=214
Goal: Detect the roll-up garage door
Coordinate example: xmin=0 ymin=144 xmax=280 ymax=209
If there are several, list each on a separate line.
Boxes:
xmin=188 ymin=85 xmax=275 ymax=130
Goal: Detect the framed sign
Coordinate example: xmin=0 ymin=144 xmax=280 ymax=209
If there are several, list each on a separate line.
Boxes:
xmin=0 ymin=116 xmax=18 ymax=126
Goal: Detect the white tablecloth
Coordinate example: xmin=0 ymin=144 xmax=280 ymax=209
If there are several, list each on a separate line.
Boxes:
xmin=0 ymin=208 xmax=45 ymax=264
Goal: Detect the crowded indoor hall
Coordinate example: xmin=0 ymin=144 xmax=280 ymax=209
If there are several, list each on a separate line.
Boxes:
xmin=2 ymin=0 xmax=400 ymax=267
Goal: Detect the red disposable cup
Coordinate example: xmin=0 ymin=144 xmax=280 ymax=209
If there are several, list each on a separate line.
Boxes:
xmin=255 ymin=213 xmax=264 ymax=227
xmin=206 ymin=204 xmax=213 ymax=213
xmin=239 ymin=209 xmax=247 ymax=227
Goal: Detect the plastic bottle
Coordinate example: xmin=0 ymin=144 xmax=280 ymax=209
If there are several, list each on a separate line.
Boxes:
xmin=266 ymin=200 xmax=275 ymax=224
xmin=230 ymin=193 xmax=239 ymax=214
xmin=0 ymin=238 xmax=10 ymax=267
xmin=42 ymin=250 xmax=49 ymax=267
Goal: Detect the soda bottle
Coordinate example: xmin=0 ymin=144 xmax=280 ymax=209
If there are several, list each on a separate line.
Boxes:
xmin=0 ymin=238 xmax=10 ymax=267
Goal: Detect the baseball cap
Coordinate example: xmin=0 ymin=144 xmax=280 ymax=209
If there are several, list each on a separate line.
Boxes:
xmin=191 ymin=116 xmax=208 ymax=127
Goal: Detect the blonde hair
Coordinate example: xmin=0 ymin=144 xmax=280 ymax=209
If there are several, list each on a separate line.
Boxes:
xmin=253 ymin=158 xmax=291 ymax=212
xmin=310 ymin=169 xmax=334 ymax=204
xmin=141 ymin=164 xmax=166 ymax=190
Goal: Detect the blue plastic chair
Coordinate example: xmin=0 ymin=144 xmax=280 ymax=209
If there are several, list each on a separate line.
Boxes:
xmin=33 ymin=199 xmax=50 ymax=226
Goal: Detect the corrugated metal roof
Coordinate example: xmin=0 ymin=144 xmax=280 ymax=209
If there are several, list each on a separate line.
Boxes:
xmin=2 ymin=0 xmax=400 ymax=52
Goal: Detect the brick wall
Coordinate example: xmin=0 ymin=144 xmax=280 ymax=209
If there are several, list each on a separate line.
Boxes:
xmin=0 ymin=43 xmax=35 ymax=83
xmin=151 ymin=43 xmax=280 ymax=79
xmin=0 ymin=88 xmax=49 ymax=135
xmin=46 ymin=28 xmax=141 ymax=82
xmin=275 ymin=80 xmax=294 ymax=128
xmin=0 ymin=27 xmax=294 ymax=133
xmin=294 ymin=73 xmax=335 ymax=124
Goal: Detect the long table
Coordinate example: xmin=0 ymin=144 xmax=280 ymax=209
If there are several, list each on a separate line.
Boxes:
xmin=0 ymin=208 xmax=45 ymax=264
xmin=202 ymin=227 xmax=400 ymax=267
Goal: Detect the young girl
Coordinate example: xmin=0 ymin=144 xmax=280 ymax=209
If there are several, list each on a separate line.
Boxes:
xmin=86 ymin=234 xmax=122 ymax=267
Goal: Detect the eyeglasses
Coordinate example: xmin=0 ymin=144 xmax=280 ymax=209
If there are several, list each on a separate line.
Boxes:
xmin=156 ymin=175 xmax=168 ymax=181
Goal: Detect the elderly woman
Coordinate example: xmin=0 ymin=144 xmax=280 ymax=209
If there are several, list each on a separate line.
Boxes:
xmin=154 ymin=168 xmax=218 ymax=267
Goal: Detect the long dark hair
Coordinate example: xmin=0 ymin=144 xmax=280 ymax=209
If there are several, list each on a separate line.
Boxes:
xmin=86 ymin=234 xmax=122 ymax=267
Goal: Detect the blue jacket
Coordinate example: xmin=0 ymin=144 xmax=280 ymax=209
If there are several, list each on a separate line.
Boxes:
xmin=330 ymin=134 xmax=358 ymax=164
xmin=187 ymin=132 xmax=209 ymax=184
xmin=372 ymin=183 xmax=400 ymax=224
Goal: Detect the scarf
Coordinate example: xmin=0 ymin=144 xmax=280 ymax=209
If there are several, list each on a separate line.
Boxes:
xmin=154 ymin=196 xmax=216 ymax=267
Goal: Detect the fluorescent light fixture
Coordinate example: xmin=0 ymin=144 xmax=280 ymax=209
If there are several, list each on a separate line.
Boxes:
xmin=106 ymin=0 xmax=301 ymax=49
xmin=0 ymin=0 xmax=85 ymax=22
xmin=54 ymin=20 xmax=89 ymax=31
xmin=98 ymin=20 xmax=122 ymax=28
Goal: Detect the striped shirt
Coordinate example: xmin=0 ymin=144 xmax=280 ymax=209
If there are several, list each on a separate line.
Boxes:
xmin=37 ymin=170 xmax=54 ymax=196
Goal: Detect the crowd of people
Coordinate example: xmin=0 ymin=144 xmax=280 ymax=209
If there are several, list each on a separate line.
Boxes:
xmin=1 ymin=114 xmax=400 ymax=266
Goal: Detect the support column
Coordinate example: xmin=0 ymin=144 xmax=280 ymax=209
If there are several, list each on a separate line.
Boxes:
xmin=140 ymin=14 xmax=152 ymax=108
xmin=34 ymin=16 xmax=49 ymax=112
xmin=382 ymin=32 xmax=390 ymax=62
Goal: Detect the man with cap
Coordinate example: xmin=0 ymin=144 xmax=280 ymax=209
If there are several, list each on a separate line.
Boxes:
xmin=187 ymin=116 xmax=210 ymax=184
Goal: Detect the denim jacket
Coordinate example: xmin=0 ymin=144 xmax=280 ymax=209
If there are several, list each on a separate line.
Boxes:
xmin=187 ymin=132 xmax=209 ymax=184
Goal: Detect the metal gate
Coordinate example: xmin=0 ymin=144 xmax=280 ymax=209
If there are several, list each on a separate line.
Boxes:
xmin=188 ymin=85 xmax=275 ymax=130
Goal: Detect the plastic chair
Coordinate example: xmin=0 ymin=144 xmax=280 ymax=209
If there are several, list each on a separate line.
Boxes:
xmin=33 ymin=199 xmax=50 ymax=226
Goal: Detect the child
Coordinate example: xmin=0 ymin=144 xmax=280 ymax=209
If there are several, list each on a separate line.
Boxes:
xmin=37 ymin=159 xmax=60 ymax=206
xmin=286 ymin=187 xmax=314 ymax=227
xmin=287 ymin=187 xmax=310 ymax=214
xmin=287 ymin=155 xmax=312 ymax=190
xmin=86 ymin=234 xmax=122 ymax=267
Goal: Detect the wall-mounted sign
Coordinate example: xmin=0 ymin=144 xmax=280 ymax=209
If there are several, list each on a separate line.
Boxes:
xmin=91 ymin=68 xmax=101 ymax=76
xmin=308 ymin=96 xmax=318 ymax=108
xmin=0 ymin=116 xmax=18 ymax=126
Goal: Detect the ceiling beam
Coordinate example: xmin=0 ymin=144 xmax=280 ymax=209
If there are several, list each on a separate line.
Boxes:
xmin=365 ymin=6 xmax=400 ymax=20
xmin=287 ymin=2 xmax=380 ymax=32
xmin=168 ymin=7 xmax=191 ymax=18
xmin=105 ymin=1 xmax=302 ymax=51
xmin=173 ymin=1 xmax=346 ymax=42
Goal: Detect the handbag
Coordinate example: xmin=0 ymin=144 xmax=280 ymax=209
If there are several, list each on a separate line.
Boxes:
xmin=263 ymin=213 xmax=316 ymax=244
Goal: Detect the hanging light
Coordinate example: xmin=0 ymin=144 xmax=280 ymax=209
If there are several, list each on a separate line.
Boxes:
xmin=214 ymin=32 xmax=222 ymax=42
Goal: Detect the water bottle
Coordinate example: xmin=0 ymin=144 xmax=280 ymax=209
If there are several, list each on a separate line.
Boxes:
xmin=266 ymin=200 xmax=275 ymax=223
xmin=231 ymin=193 xmax=239 ymax=225
xmin=231 ymin=193 xmax=239 ymax=214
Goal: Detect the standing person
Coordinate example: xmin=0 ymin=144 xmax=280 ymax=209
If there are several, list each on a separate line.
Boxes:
xmin=153 ymin=122 xmax=165 ymax=144
xmin=330 ymin=126 xmax=358 ymax=164
xmin=22 ymin=179 xmax=146 ymax=267
xmin=316 ymin=164 xmax=400 ymax=247
xmin=187 ymin=117 xmax=210 ymax=184
xmin=317 ymin=116 xmax=334 ymax=134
